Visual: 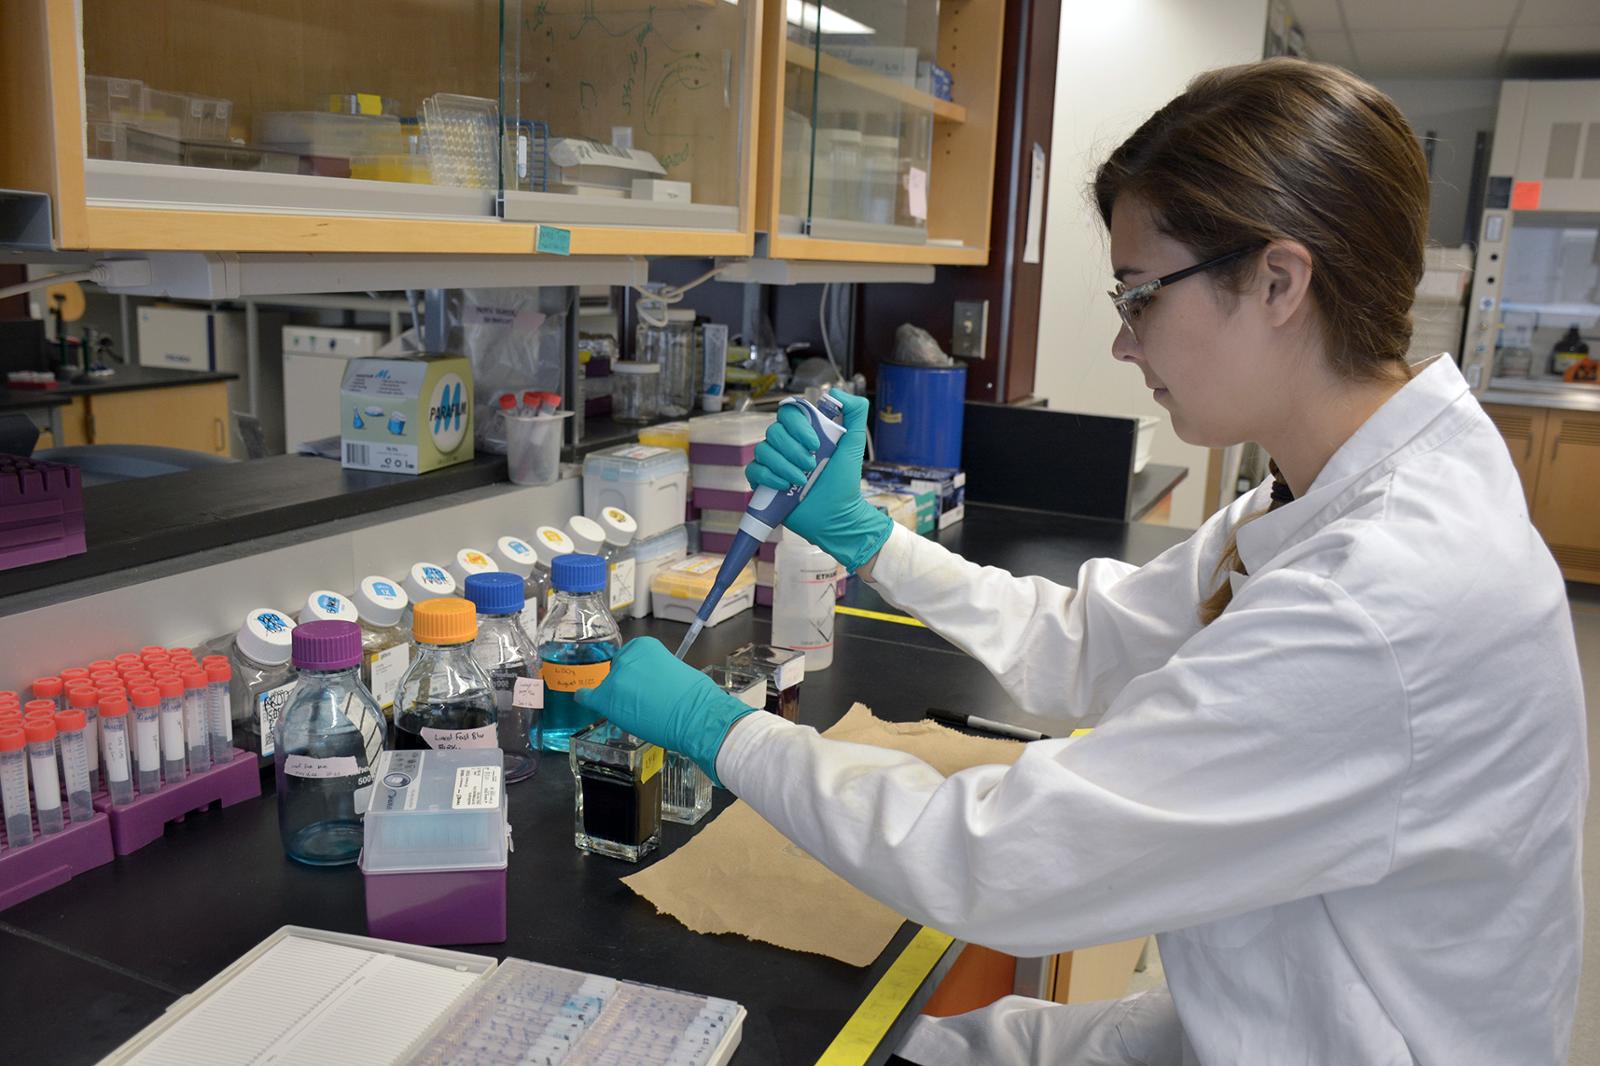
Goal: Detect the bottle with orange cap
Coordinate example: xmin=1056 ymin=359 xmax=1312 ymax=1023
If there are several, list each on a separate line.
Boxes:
xmin=1 ymin=724 xmax=33 ymax=847
xmin=393 ymin=597 xmax=497 ymax=752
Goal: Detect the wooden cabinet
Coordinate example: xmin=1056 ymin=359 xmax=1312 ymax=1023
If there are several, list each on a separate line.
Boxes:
xmin=1485 ymin=402 xmax=1600 ymax=584
xmin=2 ymin=0 xmax=1008 ymax=266
xmin=57 ymin=383 xmax=231 ymax=455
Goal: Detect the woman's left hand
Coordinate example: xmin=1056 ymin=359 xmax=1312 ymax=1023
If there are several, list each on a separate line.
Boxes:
xmin=574 ymin=637 xmax=760 ymax=786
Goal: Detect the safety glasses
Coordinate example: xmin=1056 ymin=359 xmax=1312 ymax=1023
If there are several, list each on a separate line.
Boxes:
xmin=1108 ymin=245 xmax=1262 ymax=341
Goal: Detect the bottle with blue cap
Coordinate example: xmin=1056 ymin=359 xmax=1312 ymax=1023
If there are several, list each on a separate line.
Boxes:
xmin=465 ymin=572 xmax=541 ymax=782
xmin=534 ymin=554 xmax=621 ymax=752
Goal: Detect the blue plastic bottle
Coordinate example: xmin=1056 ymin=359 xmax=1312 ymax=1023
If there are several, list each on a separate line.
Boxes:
xmin=535 ymin=554 xmax=620 ymax=752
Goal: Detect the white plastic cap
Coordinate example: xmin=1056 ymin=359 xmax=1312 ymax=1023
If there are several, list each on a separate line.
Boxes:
xmin=405 ymin=561 xmax=457 ymax=603
xmin=354 ymin=576 xmax=408 ymax=628
xmin=299 ymin=589 xmax=359 ymax=625
xmin=235 ymin=608 xmax=296 ymax=666
xmin=493 ymin=535 xmax=538 ymax=578
xmin=599 ymin=506 xmax=637 ymax=547
xmin=701 ymin=393 xmax=724 ymax=412
xmin=567 ymin=515 xmax=606 ymax=554
xmin=532 ymin=526 xmax=575 ymax=566
xmin=448 ymin=547 xmax=499 ymax=584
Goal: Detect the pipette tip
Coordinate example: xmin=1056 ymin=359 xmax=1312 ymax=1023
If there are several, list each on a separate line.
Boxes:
xmin=675 ymin=619 xmax=705 ymax=661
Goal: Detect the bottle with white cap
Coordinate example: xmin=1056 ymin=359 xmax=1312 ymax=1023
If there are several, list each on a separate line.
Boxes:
xmin=567 ymin=515 xmax=606 ymax=555
xmin=447 ymin=547 xmax=499 ymax=586
xmin=353 ymin=575 xmax=411 ymax=717
xmin=227 ymin=608 xmax=299 ymax=757
xmin=598 ymin=506 xmax=639 ymax=615
xmin=298 ymin=589 xmax=360 ymax=625
xmin=528 ymin=526 xmax=576 ymax=629
xmin=399 ymin=561 xmax=457 ymax=633
xmin=492 ymin=535 xmax=541 ymax=635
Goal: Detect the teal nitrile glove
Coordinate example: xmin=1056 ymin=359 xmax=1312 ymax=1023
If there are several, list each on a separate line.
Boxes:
xmin=746 ymin=388 xmax=893 ymax=573
xmin=573 ymin=637 xmax=759 ymax=787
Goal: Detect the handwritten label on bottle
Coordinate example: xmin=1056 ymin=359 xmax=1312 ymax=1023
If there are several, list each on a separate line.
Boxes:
xmin=512 ymin=677 xmax=545 ymax=710
xmin=540 ymin=659 xmax=611 ymax=692
xmin=419 ymin=724 xmax=497 ymax=750
xmin=284 ymin=754 xmax=360 ymax=779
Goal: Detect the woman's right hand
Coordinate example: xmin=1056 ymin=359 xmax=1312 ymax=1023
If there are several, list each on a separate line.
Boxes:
xmin=745 ymin=389 xmax=893 ymax=573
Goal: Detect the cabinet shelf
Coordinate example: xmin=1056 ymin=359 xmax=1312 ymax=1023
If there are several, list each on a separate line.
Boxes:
xmin=784 ymin=46 xmax=967 ymax=123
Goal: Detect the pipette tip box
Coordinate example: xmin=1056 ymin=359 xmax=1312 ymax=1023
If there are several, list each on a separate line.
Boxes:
xmin=92 ymin=748 xmax=261 ymax=856
xmin=0 ymin=810 xmax=113 ymax=913
xmin=0 ymin=454 xmax=86 ymax=572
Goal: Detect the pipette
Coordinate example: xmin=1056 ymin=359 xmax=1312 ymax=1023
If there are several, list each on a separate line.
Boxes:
xmin=675 ymin=394 xmax=848 ymax=660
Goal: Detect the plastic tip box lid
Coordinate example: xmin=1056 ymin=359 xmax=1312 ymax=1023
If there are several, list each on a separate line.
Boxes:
xmin=360 ymin=749 xmax=509 ymax=874
xmin=650 ymin=553 xmax=756 ymax=600
xmin=582 ymin=443 xmax=689 ymax=482
xmin=686 ymin=411 xmax=776 ymax=446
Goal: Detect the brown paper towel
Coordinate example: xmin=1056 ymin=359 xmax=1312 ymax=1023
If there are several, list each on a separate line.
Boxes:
xmin=621 ymin=704 xmax=1024 ymax=967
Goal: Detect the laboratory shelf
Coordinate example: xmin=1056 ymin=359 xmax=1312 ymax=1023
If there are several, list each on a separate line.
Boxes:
xmin=0 ymin=810 xmax=114 ymax=914
xmin=784 ymin=47 xmax=968 ymax=124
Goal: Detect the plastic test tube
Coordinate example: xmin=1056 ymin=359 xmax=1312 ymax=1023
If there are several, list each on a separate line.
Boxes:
xmin=205 ymin=660 xmax=234 ymax=764
xmin=97 ymin=697 xmax=134 ymax=807
xmin=32 ymin=676 xmax=64 ymax=711
xmin=128 ymin=686 xmax=162 ymax=794
xmin=24 ymin=719 xmax=63 ymax=835
xmin=0 ymin=727 xmax=31 ymax=847
xmin=54 ymin=710 xmax=93 ymax=823
xmin=181 ymin=668 xmax=211 ymax=774
xmin=156 ymin=676 xmax=186 ymax=784
xmin=66 ymin=687 xmax=102 ymax=791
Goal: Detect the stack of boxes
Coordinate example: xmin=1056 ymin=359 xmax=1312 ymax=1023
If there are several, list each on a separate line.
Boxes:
xmin=0 ymin=455 xmax=86 ymax=571
xmin=863 ymin=462 xmax=965 ymax=533
xmin=688 ymin=413 xmax=777 ymax=605
xmin=581 ymin=443 xmax=691 ymax=620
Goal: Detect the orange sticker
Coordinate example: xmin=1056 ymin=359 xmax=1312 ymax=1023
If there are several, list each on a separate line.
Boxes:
xmin=1512 ymin=181 xmax=1541 ymax=210
xmin=541 ymin=659 xmax=610 ymax=692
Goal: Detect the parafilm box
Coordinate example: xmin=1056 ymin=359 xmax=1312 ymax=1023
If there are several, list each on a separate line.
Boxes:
xmin=340 ymin=356 xmax=474 ymax=475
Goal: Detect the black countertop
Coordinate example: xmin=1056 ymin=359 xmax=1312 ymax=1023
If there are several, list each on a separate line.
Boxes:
xmin=0 ymin=504 xmax=1195 ymax=1065
xmin=1129 ymin=463 xmax=1187 ymax=522
xmin=0 ymin=365 xmax=240 ymax=411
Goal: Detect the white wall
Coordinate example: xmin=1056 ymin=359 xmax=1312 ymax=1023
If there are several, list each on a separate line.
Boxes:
xmin=1368 ymin=78 xmax=1501 ymax=249
xmin=1034 ymin=0 xmax=1268 ymax=529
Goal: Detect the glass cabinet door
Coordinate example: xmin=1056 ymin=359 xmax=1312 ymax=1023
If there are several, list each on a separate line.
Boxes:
xmin=780 ymin=0 xmax=942 ymax=245
xmin=1492 ymin=213 xmax=1600 ymax=384
xmin=80 ymin=1 xmax=505 ymax=219
xmin=498 ymin=0 xmax=754 ymax=233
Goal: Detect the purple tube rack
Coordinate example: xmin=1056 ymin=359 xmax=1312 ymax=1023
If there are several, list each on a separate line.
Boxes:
xmin=0 ymin=453 xmax=86 ymax=571
xmin=0 ymin=811 xmax=113 ymax=913
xmin=92 ymin=748 xmax=260 ymax=856
xmin=700 ymin=530 xmax=778 ymax=563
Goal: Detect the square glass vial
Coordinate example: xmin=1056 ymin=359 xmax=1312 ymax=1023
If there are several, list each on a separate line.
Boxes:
xmin=569 ymin=720 xmax=662 ymax=862
xmin=728 ymin=643 xmax=805 ymax=722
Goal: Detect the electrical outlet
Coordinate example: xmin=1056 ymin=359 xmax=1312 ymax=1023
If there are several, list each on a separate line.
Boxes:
xmin=952 ymin=300 xmax=988 ymax=359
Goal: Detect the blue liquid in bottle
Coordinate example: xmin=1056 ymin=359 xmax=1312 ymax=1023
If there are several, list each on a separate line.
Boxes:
xmin=535 ymin=554 xmax=623 ymax=754
xmin=539 ymin=640 xmax=619 ymax=752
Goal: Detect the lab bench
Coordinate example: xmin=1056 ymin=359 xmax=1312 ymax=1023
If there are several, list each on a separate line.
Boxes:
xmin=0 ymin=504 xmax=1193 ymax=1064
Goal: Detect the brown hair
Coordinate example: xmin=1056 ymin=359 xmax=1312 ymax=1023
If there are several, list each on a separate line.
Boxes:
xmin=1092 ymin=59 xmax=1429 ymax=624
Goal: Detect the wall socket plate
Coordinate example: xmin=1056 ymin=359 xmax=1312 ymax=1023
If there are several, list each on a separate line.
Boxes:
xmin=952 ymin=300 xmax=988 ymax=359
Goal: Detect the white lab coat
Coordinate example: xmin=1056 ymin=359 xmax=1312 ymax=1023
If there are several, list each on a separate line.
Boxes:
xmin=715 ymin=356 xmax=1587 ymax=1065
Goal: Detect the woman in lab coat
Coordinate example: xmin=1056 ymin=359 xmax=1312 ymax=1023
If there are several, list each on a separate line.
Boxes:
xmin=576 ymin=60 xmax=1587 ymax=1065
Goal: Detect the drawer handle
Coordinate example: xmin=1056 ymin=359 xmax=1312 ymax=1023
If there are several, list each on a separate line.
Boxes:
xmin=215 ymin=417 xmax=225 ymax=452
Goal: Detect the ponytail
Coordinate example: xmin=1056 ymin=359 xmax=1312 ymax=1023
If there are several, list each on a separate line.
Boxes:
xmin=1198 ymin=462 xmax=1295 ymax=625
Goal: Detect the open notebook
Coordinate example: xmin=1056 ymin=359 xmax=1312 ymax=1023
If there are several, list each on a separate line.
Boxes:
xmin=100 ymin=927 xmax=744 ymax=1066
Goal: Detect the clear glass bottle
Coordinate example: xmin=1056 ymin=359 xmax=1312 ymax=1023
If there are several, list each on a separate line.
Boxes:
xmin=612 ymin=361 xmax=661 ymax=423
xmin=598 ymin=506 xmax=639 ymax=617
xmin=227 ymin=608 xmax=299 ymax=757
xmin=274 ymin=621 xmax=386 ymax=866
xmin=525 ymin=525 xmax=576 ymax=632
xmin=393 ymin=598 xmax=498 ymax=752
xmin=535 ymin=554 xmax=621 ymax=752
xmin=570 ymin=719 xmax=662 ymax=862
xmin=465 ymin=572 xmax=541 ymax=783
xmin=353 ymin=575 xmax=411 ymax=721
xmin=399 ymin=561 xmax=458 ymax=633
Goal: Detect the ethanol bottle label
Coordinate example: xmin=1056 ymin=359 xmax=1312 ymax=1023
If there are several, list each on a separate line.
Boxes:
xmin=609 ymin=558 xmax=637 ymax=612
xmin=541 ymin=659 xmax=611 ymax=692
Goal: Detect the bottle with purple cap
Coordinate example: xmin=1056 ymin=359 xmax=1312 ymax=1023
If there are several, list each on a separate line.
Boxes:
xmin=273 ymin=620 xmax=388 ymax=866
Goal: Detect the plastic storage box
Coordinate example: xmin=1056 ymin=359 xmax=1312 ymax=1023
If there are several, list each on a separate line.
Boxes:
xmin=583 ymin=444 xmax=689 ymax=541
xmin=0 ymin=454 xmax=85 ymax=571
xmin=636 ymin=420 xmax=692 ymax=454
xmin=359 ymin=748 xmax=509 ymax=946
xmin=651 ymin=553 xmax=756 ymax=626
xmin=83 ymin=75 xmax=144 ymax=124
xmin=626 ymin=525 xmax=689 ymax=620
xmin=686 ymin=411 xmax=774 ymax=466
xmin=254 ymin=111 xmax=406 ymax=158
